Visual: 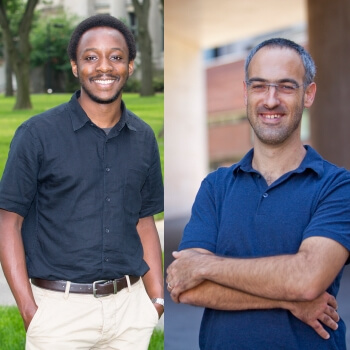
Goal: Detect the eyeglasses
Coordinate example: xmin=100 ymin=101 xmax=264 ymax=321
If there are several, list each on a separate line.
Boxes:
xmin=246 ymin=81 xmax=302 ymax=95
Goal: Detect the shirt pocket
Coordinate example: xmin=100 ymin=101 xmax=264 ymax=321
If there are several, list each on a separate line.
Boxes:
xmin=123 ymin=168 xmax=147 ymax=216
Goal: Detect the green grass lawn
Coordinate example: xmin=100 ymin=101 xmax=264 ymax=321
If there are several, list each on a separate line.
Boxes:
xmin=0 ymin=93 xmax=164 ymax=349
xmin=0 ymin=306 xmax=164 ymax=350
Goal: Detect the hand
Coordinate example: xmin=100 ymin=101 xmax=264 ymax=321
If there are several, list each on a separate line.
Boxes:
xmin=153 ymin=303 xmax=164 ymax=319
xmin=21 ymin=303 xmax=38 ymax=332
xmin=288 ymin=291 xmax=339 ymax=340
xmin=166 ymin=249 xmax=208 ymax=303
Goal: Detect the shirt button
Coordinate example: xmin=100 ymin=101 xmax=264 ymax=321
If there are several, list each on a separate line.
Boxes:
xmin=105 ymin=228 xmax=110 ymax=233
xmin=262 ymin=193 xmax=268 ymax=198
xmin=106 ymin=197 xmax=111 ymax=202
xmin=104 ymin=257 xmax=109 ymax=262
xmin=106 ymin=167 xmax=111 ymax=172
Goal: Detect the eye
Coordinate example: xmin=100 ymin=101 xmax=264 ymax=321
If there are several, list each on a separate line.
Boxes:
xmin=85 ymin=56 xmax=97 ymax=61
xmin=251 ymin=83 xmax=267 ymax=91
xmin=111 ymin=55 xmax=122 ymax=61
xmin=280 ymin=84 xmax=295 ymax=91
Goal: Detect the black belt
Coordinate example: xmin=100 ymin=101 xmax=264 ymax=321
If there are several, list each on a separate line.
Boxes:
xmin=31 ymin=276 xmax=140 ymax=298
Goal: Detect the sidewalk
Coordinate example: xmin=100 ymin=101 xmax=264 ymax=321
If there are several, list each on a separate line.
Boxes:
xmin=0 ymin=219 xmax=164 ymax=329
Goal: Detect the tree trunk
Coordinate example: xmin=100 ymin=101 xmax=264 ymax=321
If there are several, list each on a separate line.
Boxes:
xmin=132 ymin=0 xmax=154 ymax=96
xmin=12 ymin=55 xmax=32 ymax=109
xmin=0 ymin=0 xmax=39 ymax=109
xmin=307 ymin=0 xmax=350 ymax=169
xmin=3 ymin=39 xmax=13 ymax=97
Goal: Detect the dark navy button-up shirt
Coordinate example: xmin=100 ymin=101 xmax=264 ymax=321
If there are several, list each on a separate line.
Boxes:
xmin=180 ymin=146 xmax=350 ymax=350
xmin=0 ymin=91 xmax=163 ymax=282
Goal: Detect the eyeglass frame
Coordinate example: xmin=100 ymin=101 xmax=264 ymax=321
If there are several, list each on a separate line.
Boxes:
xmin=245 ymin=80 xmax=305 ymax=95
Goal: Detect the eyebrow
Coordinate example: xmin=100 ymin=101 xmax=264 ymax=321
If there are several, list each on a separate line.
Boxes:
xmin=82 ymin=47 xmax=125 ymax=54
xmin=247 ymin=77 xmax=300 ymax=85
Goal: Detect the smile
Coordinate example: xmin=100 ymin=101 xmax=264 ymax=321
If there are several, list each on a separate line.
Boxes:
xmin=93 ymin=79 xmax=115 ymax=85
xmin=264 ymin=114 xmax=282 ymax=119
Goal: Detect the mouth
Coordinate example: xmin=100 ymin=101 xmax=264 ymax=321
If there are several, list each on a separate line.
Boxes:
xmin=259 ymin=113 xmax=285 ymax=122
xmin=90 ymin=76 xmax=120 ymax=87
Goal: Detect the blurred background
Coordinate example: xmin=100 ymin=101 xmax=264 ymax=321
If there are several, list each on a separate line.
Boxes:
xmin=164 ymin=0 xmax=350 ymax=349
xmin=0 ymin=0 xmax=164 ymax=103
xmin=0 ymin=1 xmax=164 ymax=348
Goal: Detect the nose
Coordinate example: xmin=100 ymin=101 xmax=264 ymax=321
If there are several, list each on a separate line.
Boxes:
xmin=96 ymin=56 xmax=112 ymax=72
xmin=263 ymin=86 xmax=280 ymax=109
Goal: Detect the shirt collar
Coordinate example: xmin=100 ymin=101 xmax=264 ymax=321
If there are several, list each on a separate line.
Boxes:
xmin=232 ymin=145 xmax=324 ymax=178
xmin=69 ymin=90 xmax=137 ymax=133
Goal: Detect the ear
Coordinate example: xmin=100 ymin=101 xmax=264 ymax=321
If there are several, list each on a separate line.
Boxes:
xmin=243 ymin=80 xmax=248 ymax=106
xmin=304 ymin=82 xmax=316 ymax=108
xmin=128 ymin=60 xmax=134 ymax=77
xmin=71 ymin=60 xmax=78 ymax=78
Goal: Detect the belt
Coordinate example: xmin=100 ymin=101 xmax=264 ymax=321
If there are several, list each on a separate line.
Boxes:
xmin=31 ymin=276 xmax=140 ymax=298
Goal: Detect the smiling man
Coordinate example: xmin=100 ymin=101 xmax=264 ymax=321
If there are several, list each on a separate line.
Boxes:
xmin=167 ymin=38 xmax=350 ymax=349
xmin=0 ymin=15 xmax=163 ymax=349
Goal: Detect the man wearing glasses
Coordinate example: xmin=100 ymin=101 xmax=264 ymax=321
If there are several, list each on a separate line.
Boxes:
xmin=167 ymin=38 xmax=350 ymax=349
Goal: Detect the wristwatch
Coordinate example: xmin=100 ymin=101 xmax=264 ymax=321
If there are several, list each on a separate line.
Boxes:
xmin=151 ymin=298 xmax=164 ymax=307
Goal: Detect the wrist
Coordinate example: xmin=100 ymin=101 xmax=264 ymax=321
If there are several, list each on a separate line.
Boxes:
xmin=151 ymin=297 xmax=164 ymax=307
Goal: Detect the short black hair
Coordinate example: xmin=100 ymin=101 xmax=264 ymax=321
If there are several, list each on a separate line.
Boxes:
xmin=67 ymin=14 xmax=136 ymax=62
xmin=245 ymin=38 xmax=316 ymax=86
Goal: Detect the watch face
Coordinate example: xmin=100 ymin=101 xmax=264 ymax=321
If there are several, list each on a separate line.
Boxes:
xmin=152 ymin=298 xmax=165 ymax=306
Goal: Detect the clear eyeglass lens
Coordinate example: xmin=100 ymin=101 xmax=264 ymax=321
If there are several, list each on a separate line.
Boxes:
xmin=248 ymin=82 xmax=298 ymax=94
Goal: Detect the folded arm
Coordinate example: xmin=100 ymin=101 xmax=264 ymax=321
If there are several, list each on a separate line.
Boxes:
xmin=167 ymin=247 xmax=342 ymax=340
xmin=167 ymin=237 xmax=349 ymax=302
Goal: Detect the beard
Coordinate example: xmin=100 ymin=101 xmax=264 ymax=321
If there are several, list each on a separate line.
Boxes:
xmin=246 ymin=99 xmax=305 ymax=145
xmin=78 ymin=73 xmax=129 ymax=105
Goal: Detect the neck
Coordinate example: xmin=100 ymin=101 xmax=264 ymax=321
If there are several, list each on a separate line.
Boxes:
xmin=78 ymin=92 xmax=123 ymax=128
xmin=252 ymin=139 xmax=306 ymax=186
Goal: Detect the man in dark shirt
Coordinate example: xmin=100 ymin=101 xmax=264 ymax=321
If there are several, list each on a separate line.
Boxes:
xmin=0 ymin=14 xmax=163 ymax=349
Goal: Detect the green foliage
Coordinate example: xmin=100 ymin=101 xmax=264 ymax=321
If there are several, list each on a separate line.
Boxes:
xmin=30 ymin=11 xmax=79 ymax=72
xmin=0 ymin=306 xmax=163 ymax=349
xmin=124 ymin=77 xmax=164 ymax=93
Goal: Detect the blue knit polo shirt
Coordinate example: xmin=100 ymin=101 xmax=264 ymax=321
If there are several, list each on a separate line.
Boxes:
xmin=179 ymin=145 xmax=350 ymax=350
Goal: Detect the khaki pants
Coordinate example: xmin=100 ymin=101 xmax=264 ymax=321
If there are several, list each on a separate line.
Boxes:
xmin=26 ymin=278 xmax=159 ymax=350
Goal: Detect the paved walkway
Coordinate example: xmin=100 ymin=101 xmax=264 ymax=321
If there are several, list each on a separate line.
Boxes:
xmin=0 ymin=219 xmax=164 ymax=330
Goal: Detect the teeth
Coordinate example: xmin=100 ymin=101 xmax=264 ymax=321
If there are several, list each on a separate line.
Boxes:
xmin=94 ymin=80 xmax=115 ymax=85
xmin=265 ymin=114 xmax=281 ymax=119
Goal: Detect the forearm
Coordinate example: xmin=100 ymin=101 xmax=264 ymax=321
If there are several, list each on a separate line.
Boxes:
xmin=203 ymin=253 xmax=307 ymax=301
xmin=178 ymin=280 xmax=339 ymax=340
xmin=137 ymin=216 xmax=164 ymax=315
xmin=175 ymin=238 xmax=348 ymax=302
xmin=202 ymin=238 xmax=347 ymax=301
xmin=179 ymin=280 xmax=288 ymax=311
xmin=0 ymin=210 xmax=37 ymax=329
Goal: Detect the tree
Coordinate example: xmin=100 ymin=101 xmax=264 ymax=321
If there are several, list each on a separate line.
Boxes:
xmin=3 ymin=37 xmax=13 ymax=96
xmin=131 ymin=0 xmax=154 ymax=96
xmin=0 ymin=0 xmax=39 ymax=109
xmin=30 ymin=12 xmax=79 ymax=92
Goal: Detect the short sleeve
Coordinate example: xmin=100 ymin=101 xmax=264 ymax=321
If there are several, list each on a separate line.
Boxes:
xmin=0 ymin=123 xmax=41 ymax=217
xmin=139 ymin=136 xmax=164 ymax=218
xmin=303 ymin=172 xmax=350 ymax=263
xmin=179 ymin=176 xmax=218 ymax=253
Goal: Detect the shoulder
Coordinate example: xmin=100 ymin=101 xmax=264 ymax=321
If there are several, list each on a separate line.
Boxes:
xmin=20 ymin=102 xmax=69 ymax=134
xmin=125 ymin=108 xmax=155 ymax=135
xmin=320 ymin=159 xmax=350 ymax=191
xmin=204 ymin=164 xmax=236 ymax=186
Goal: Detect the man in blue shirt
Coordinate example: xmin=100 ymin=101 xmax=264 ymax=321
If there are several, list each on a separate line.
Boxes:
xmin=0 ymin=15 xmax=163 ymax=349
xmin=167 ymin=38 xmax=350 ymax=349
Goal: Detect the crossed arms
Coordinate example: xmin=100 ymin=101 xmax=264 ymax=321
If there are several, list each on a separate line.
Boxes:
xmin=166 ymin=236 xmax=349 ymax=340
